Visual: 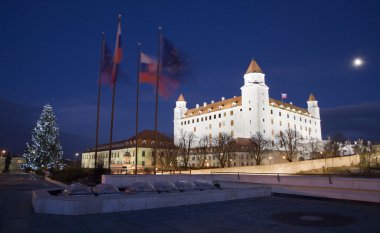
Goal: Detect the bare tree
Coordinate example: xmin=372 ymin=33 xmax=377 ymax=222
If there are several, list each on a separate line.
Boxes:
xmin=275 ymin=129 xmax=301 ymax=162
xmin=353 ymin=139 xmax=376 ymax=168
xmin=177 ymin=131 xmax=195 ymax=169
xmin=301 ymin=138 xmax=322 ymax=159
xmin=158 ymin=144 xmax=178 ymax=170
xmin=197 ymin=135 xmax=210 ymax=168
xmin=324 ymin=132 xmax=347 ymax=157
xmin=248 ymin=131 xmax=270 ymax=165
xmin=212 ymin=133 xmax=235 ymax=168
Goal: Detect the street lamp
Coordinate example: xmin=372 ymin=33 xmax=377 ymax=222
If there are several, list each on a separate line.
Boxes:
xmin=269 ymin=156 xmax=272 ymax=164
xmin=1 ymin=150 xmax=6 ymax=158
xmin=75 ymin=153 xmax=79 ymax=167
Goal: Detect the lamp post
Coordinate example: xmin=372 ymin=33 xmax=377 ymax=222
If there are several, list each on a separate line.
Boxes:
xmin=269 ymin=156 xmax=272 ymax=165
xmin=75 ymin=153 xmax=79 ymax=168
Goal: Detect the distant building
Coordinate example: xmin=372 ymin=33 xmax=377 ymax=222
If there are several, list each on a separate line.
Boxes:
xmin=81 ymin=130 xmax=177 ymax=173
xmin=174 ymin=59 xmax=322 ymax=147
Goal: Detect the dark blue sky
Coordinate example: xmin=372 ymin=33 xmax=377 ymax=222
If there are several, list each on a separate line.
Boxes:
xmin=1 ymin=0 xmax=380 ymax=157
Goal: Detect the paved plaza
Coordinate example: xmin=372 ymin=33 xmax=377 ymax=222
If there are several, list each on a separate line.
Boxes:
xmin=0 ymin=173 xmax=380 ymax=233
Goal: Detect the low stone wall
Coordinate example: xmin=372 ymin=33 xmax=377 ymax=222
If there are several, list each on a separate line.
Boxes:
xmin=190 ymin=154 xmax=360 ymax=174
xmin=102 ymin=174 xmax=214 ymax=187
xmin=32 ymin=182 xmax=270 ymax=215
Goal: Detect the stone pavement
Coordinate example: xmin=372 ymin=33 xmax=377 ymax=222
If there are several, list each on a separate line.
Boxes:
xmin=1 ymin=173 xmax=380 ymax=233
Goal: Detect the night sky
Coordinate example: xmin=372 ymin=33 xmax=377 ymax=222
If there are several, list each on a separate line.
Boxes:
xmin=1 ymin=0 xmax=380 ymax=157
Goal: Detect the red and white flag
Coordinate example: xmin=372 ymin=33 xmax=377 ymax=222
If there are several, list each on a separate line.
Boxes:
xmin=281 ymin=93 xmax=287 ymax=99
xmin=111 ymin=16 xmax=122 ymax=84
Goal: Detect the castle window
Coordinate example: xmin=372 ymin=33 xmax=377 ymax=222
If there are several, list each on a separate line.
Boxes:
xmin=142 ymin=161 xmax=145 ymax=166
xmin=218 ymin=113 xmax=221 ymax=118
xmin=288 ymin=122 xmax=290 ymax=128
xmin=142 ymin=151 xmax=145 ymax=157
xmin=201 ymin=117 xmax=203 ymax=122
xmin=272 ymin=130 xmax=274 ymax=136
xmin=249 ymin=108 xmax=251 ymax=111
xmin=192 ymin=119 xmax=194 ymax=123
xmin=287 ymin=114 xmax=289 ymax=118
xmin=294 ymin=116 xmax=296 ymax=120
xmin=231 ymin=130 xmax=234 ymax=136
xmin=194 ymin=127 xmax=196 ymax=132
xmin=305 ymin=119 xmax=307 ymax=123
xmin=219 ymin=122 xmax=221 ymax=128
xmin=280 ymin=121 xmax=282 ymax=126
xmin=240 ymin=109 xmax=242 ymax=112
xmin=263 ymin=108 xmax=265 ymax=111
xmin=230 ymin=110 xmax=233 ymax=116
xmin=300 ymin=117 xmax=302 ymax=122
xmin=271 ymin=119 xmax=274 ymax=125
xmin=224 ymin=112 xmax=226 ymax=117
xmin=209 ymin=116 xmax=212 ymax=120
xmin=279 ymin=112 xmax=281 ymax=116
xmin=214 ymin=115 xmax=216 ymax=119
xmin=209 ymin=124 xmax=212 ymax=129
xmin=263 ymin=119 xmax=265 ymax=122
xmin=188 ymin=120 xmax=190 ymax=124
xmin=270 ymin=110 xmax=273 ymax=114
xmin=181 ymin=122 xmax=183 ymax=125
xmin=197 ymin=118 xmax=199 ymax=122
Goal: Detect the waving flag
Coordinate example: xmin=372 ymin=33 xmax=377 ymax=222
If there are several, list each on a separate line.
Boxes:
xmin=139 ymin=52 xmax=179 ymax=97
xmin=111 ymin=17 xmax=122 ymax=85
xmin=99 ymin=42 xmax=113 ymax=85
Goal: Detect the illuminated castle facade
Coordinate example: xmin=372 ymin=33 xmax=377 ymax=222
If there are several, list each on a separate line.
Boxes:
xmin=173 ymin=60 xmax=322 ymax=146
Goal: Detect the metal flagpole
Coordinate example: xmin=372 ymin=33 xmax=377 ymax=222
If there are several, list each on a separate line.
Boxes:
xmin=153 ymin=26 xmax=163 ymax=175
xmin=108 ymin=15 xmax=122 ymax=174
xmin=135 ymin=43 xmax=141 ymax=175
xmin=94 ymin=32 xmax=105 ymax=170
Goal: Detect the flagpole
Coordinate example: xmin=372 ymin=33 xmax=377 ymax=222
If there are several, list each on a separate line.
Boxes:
xmin=94 ymin=32 xmax=105 ymax=170
xmin=135 ymin=43 xmax=141 ymax=175
xmin=154 ymin=26 xmax=163 ymax=175
xmin=108 ymin=15 xmax=122 ymax=174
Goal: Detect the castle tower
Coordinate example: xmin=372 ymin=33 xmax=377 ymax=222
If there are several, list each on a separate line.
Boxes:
xmin=307 ymin=93 xmax=320 ymax=119
xmin=240 ymin=59 xmax=270 ymax=138
xmin=173 ymin=93 xmax=187 ymax=144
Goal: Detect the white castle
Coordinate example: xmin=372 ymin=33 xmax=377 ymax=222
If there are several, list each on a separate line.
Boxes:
xmin=173 ymin=59 xmax=322 ymax=146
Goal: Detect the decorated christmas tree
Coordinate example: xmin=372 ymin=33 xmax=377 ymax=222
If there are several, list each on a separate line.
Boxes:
xmin=22 ymin=104 xmax=65 ymax=171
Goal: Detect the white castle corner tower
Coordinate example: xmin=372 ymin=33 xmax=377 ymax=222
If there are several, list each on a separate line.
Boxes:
xmin=173 ymin=59 xmax=322 ymax=147
xmin=241 ymin=60 xmax=270 ymax=138
xmin=174 ymin=94 xmax=187 ymax=143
